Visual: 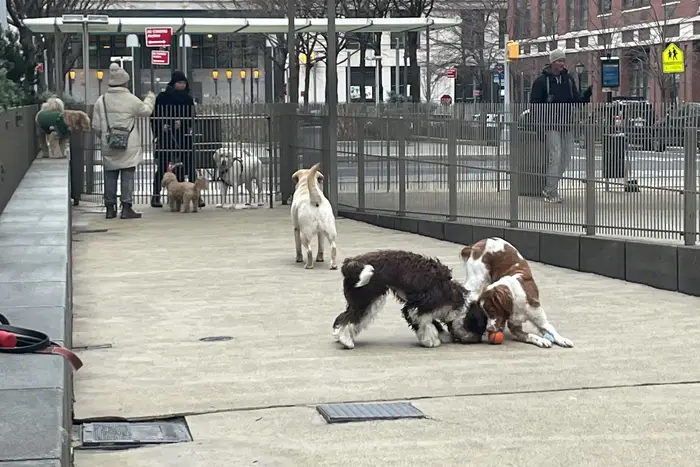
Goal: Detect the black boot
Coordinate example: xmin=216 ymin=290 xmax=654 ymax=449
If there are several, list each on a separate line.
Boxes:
xmin=105 ymin=203 xmax=117 ymax=219
xmin=120 ymin=203 xmax=142 ymax=219
xmin=198 ymin=198 xmax=206 ymax=208
xmin=151 ymin=195 xmax=163 ymax=208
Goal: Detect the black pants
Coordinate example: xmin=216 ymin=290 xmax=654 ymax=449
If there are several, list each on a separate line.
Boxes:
xmin=152 ymin=150 xmax=197 ymax=196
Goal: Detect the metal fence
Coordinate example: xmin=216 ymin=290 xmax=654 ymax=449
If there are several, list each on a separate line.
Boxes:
xmin=336 ymin=102 xmax=700 ymax=246
xmin=0 ymin=106 xmax=38 ymax=215
xmin=68 ymin=100 xmax=699 ymax=245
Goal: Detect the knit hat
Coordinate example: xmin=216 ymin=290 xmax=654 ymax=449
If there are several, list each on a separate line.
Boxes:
xmin=549 ymin=49 xmax=566 ymax=63
xmin=168 ymin=71 xmax=188 ymax=87
xmin=108 ymin=62 xmax=130 ymax=86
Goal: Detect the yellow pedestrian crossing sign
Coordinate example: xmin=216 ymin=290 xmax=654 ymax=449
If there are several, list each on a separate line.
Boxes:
xmin=662 ymin=43 xmax=684 ymax=73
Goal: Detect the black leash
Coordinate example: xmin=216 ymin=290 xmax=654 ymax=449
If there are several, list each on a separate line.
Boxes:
xmin=0 ymin=313 xmax=83 ymax=370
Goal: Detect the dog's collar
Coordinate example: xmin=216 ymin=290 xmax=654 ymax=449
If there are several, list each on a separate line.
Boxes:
xmin=217 ymin=157 xmax=243 ymax=186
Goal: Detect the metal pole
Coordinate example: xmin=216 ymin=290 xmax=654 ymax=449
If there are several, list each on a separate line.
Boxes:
xmin=287 ymin=0 xmax=298 ymax=103
xmin=425 ymin=24 xmax=430 ymax=102
xmin=346 ymin=51 xmax=351 ymax=103
xmin=374 ymin=58 xmax=380 ymax=114
xmin=54 ymin=25 xmax=62 ymax=94
xmin=326 ymin=0 xmax=338 ymax=215
xmin=228 ymin=79 xmax=232 ymax=106
xmin=82 ymin=22 xmax=90 ymax=103
xmin=395 ymin=38 xmax=400 ymax=96
xmin=130 ymin=47 xmax=136 ymax=94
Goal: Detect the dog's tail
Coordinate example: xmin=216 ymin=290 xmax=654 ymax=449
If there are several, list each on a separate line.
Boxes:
xmin=307 ymin=163 xmax=323 ymax=208
xmin=342 ymin=260 xmax=375 ymax=288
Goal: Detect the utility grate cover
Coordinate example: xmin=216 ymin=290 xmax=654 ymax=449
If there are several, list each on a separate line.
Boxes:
xmin=316 ymin=402 xmax=425 ymax=424
xmin=81 ymin=420 xmax=192 ymax=448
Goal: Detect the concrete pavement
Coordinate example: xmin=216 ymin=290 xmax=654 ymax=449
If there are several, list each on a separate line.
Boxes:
xmin=71 ymin=205 xmax=700 ymax=466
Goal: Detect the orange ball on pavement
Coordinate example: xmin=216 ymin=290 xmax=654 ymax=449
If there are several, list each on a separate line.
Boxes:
xmin=487 ymin=331 xmax=504 ymax=345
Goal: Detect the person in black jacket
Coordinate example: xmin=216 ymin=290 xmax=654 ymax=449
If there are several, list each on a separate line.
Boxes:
xmin=530 ymin=49 xmax=592 ymax=203
xmin=150 ymin=71 xmax=204 ymax=208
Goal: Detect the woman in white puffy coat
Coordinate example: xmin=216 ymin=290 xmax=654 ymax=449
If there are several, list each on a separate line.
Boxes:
xmin=92 ymin=62 xmax=155 ymax=219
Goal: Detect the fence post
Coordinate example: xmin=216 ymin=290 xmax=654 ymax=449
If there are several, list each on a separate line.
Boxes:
xmin=584 ymin=121 xmax=597 ymax=236
xmin=266 ymin=115 xmax=274 ymax=208
xmin=447 ymin=118 xmax=458 ymax=221
xmin=508 ymin=112 xmax=519 ymax=227
xmin=356 ymin=116 xmax=366 ymax=212
xmin=279 ymin=104 xmax=296 ymax=205
xmin=398 ymin=119 xmax=407 ymax=216
xmin=683 ymin=127 xmax=698 ymax=246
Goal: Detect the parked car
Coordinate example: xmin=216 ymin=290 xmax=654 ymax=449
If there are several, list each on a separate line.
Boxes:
xmin=652 ymin=103 xmax=700 ymax=152
xmin=580 ymin=98 xmax=655 ymax=149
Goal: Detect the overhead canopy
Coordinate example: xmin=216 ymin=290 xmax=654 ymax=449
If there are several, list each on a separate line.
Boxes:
xmin=23 ymin=16 xmax=461 ymax=35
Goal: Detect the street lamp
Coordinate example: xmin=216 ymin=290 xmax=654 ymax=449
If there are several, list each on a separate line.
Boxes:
xmin=253 ymin=69 xmax=260 ymax=103
xmin=575 ymin=62 xmax=585 ymax=91
xmin=240 ymin=70 xmax=247 ymax=103
xmin=211 ymin=70 xmax=219 ymax=96
xmin=96 ymin=70 xmax=104 ymax=95
xmin=226 ymin=70 xmax=233 ymax=106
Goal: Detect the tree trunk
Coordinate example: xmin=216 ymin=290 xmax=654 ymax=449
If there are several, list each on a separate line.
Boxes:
xmin=375 ymin=33 xmax=383 ymax=104
xmin=303 ymin=63 xmax=312 ymax=106
xmin=359 ymin=42 xmax=367 ymax=102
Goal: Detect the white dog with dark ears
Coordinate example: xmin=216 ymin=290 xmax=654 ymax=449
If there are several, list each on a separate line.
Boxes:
xmin=291 ymin=163 xmax=338 ymax=270
xmin=212 ymin=147 xmax=264 ymax=209
xmin=460 ymin=237 xmax=573 ymax=349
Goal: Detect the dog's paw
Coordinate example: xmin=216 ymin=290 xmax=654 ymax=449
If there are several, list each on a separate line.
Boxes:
xmin=329 ymin=264 xmax=338 ymax=270
xmin=438 ymin=331 xmax=454 ymax=344
xmin=530 ymin=335 xmax=553 ymax=348
xmin=336 ymin=326 xmax=355 ymax=349
xmin=554 ymin=336 xmax=574 ymax=348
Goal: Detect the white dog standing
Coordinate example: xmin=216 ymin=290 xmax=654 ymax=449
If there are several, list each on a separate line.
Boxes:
xmin=212 ymin=147 xmax=264 ymax=209
xmin=291 ymin=163 xmax=338 ymax=270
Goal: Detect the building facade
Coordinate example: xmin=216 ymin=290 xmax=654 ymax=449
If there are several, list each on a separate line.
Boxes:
xmin=59 ymin=0 xmax=506 ymax=104
xmin=507 ymin=0 xmax=700 ymax=102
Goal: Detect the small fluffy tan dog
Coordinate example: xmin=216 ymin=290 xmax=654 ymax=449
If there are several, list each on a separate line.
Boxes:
xmin=161 ymin=171 xmax=208 ymax=213
xmin=35 ymin=97 xmax=91 ymax=159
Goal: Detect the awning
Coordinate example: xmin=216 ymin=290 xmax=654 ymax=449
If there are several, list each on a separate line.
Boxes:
xmin=22 ymin=16 xmax=461 ymax=35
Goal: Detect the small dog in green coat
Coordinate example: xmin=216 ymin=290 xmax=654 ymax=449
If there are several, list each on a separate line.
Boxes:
xmin=35 ymin=97 xmax=91 ymax=159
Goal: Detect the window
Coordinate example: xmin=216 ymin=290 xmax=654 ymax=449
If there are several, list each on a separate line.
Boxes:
xmin=598 ymin=33 xmax=612 ymax=47
xmin=578 ymin=71 xmax=589 ymax=90
xmin=628 ymin=56 xmax=647 ymax=98
xmin=598 ymin=0 xmax=612 ymax=14
xmin=389 ymin=32 xmax=420 ymax=49
xmin=622 ymin=0 xmax=650 ymax=9
xmin=539 ymin=0 xmax=556 ymax=35
xmin=514 ymin=0 xmax=531 ymax=39
xmin=695 ymin=22 xmax=700 ymax=36
xmin=390 ymin=66 xmax=409 ymax=96
xmin=579 ymin=36 xmax=588 ymax=47
xmin=202 ymin=34 xmax=216 ymax=68
xmin=622 ymin=30 xmax=634 ymax=42
xmin=349 ymin=66 xmax=376 ymax=102
xmin=190 ymin=34 xmax=203 ymax=68
xmin=522 ymin=43 xmax=531 ymax=54
xmin=664 ymin=24 xmax=680 ymax=38
xmin=97 ymin=36 xmax=112 ymax=69
xmin=549 ymin=40 xmax=558 ymax=51
xmin=566 ymin=38 xmax=575 ymax=49
xmin=567 ymin=0 xmax=587 ymax=30
xmin=638 ymin=28 xmax=650 ymax=41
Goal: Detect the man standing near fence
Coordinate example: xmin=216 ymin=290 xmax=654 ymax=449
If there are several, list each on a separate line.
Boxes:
xmin=530 ymin=49 xmax=592 ymax=204
xmin=150 ymin=71 xmax=204 ymax=209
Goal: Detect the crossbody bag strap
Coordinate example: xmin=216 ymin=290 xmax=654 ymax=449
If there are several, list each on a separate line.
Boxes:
xmin=101 ymin=94 xmax=135 ymax=133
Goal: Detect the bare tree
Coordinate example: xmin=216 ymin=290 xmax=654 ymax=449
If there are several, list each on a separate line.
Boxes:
xmin=7 ymin=0 xmax=113 ymax=91
xmin=431 ymin=0 xmax=506 ymax=103
xmin=390 ymin=0 xmax=436 ymax=102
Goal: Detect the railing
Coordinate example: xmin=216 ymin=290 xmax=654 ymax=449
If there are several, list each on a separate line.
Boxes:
xmin=336 ymin=102 xmax=700 ymax=246
xmin=68 ymin=100 xmax=700 ymax=245
xmin=0 ymin=106 xmax=38 ymax=215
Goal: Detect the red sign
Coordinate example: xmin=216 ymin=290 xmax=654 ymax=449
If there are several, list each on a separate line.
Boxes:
xmin=145 ymin=27 xmax=172 ymax=48
xmin=35 ymin=63 xmax=44 ymax=73
xmin=440 ymin=94 xmax=453 ymax=105
xmin=151 ymin=50 xmax=170 ymax=66
xmin=447 ymin=68 xmax=457 ymax=79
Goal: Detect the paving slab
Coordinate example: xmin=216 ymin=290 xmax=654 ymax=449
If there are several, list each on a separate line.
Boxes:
xmin=69 ymin=205 xmax=700 ymax=465
xmin=74 ymin=385 xmax=700 ymax=467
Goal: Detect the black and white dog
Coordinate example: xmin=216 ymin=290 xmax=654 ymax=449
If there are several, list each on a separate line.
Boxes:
xmin=332 ymin=250 xmax=487 ymax=349
xmin=212 ymin=147 xmax=264 ymax=209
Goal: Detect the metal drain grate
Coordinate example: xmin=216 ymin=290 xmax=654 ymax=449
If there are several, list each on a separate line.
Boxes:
xmin=81 ymin=420 xmax=192 ymax=448
xmin=316 ymin=402 xmax=425 ymax=424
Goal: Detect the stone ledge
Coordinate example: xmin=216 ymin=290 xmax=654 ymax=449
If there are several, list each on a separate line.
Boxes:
xmin=339 ymin=210 xmax=699 ymax=297
xmin=0 ymin=159 xmax=73 ymax=466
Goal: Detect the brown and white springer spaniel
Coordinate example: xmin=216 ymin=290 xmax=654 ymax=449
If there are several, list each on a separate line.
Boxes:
xmin=460 ymin=237 xmax=574 ymax=349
